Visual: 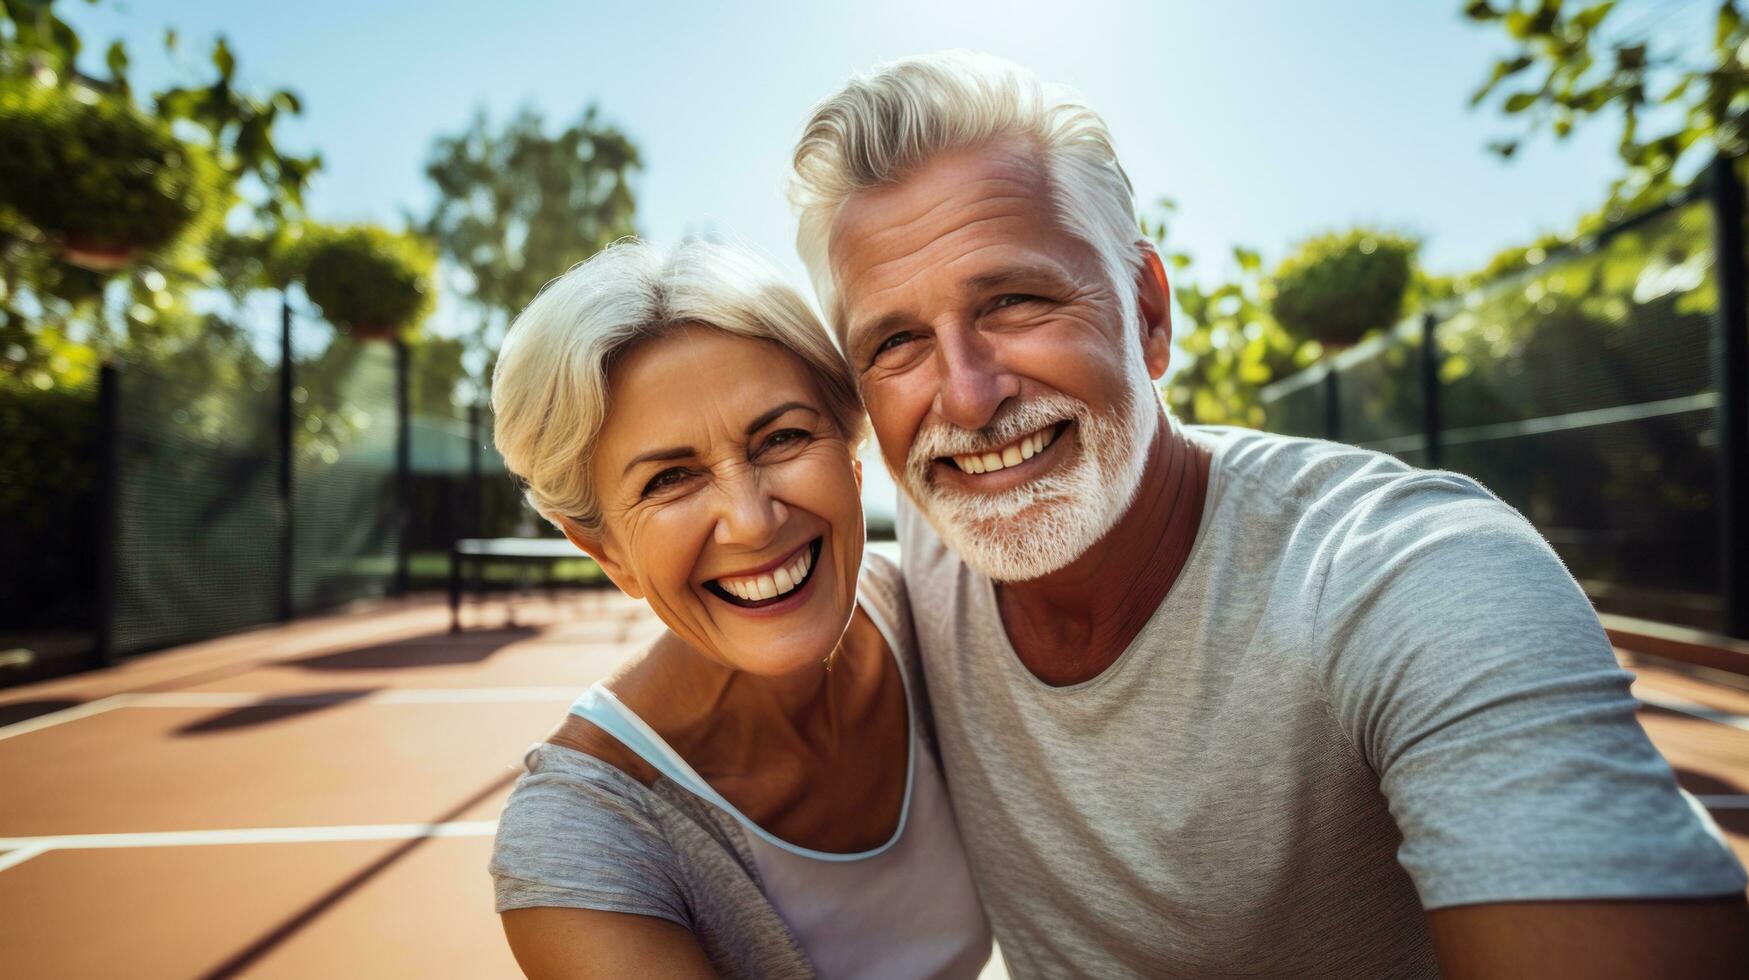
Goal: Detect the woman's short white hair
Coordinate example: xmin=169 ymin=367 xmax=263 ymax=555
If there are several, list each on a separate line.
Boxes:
xmin=791 ymin=50 xmax=1146 ymax=343
xmin=491 ymin=238 xmax=867 ymax=537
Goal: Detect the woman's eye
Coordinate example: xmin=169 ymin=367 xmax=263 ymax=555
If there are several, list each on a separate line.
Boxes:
xmin=641 ymin=468 xmax=690 ymax=497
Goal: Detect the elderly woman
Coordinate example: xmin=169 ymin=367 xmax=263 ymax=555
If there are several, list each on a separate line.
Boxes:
xmin=487 ymin=240 xmax=991 ymax=979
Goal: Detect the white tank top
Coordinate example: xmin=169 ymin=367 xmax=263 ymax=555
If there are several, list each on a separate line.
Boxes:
xmin=570 ymin=596 xmax=991 ymax=979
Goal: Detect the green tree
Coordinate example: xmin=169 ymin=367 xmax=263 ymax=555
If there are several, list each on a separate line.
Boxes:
xmin=420 ymin=105 xmax=641 ymax=367
xmin=1465 ymin=0 xmax=1748 ymax=209
xmin=1271 ymin=229 xmax=1419 ymax=350
xmin=0 ymin=1 xmax=318 ymax=388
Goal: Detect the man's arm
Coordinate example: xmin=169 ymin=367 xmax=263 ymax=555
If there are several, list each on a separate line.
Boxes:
xmin=501 ymin=907 xmax=717 ymax=980
xmin=1314 ymin=470 xmax=1748 ymax=972
xmin=1427 ymin=897 xmax=1749 ymax=979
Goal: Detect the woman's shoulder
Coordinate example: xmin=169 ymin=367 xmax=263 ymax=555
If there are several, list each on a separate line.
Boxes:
xmin=545 ymin=713 xmax=661 ymax=785
xmin=491 ymin=739 xmax=694 ymax=922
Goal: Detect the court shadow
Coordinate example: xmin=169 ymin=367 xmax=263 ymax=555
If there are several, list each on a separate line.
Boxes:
xmin=198 ymin=768 xmax=519 ymax=979
xmin=174 ymin=690 xmax=380 ymax=735
xmin=0 ymin=699 xmax=82 ymax=727
xmin=284 ymin=628 xmax=537 ymax=671
xmin=1673 ymin=767 xmax=1749 ymax=835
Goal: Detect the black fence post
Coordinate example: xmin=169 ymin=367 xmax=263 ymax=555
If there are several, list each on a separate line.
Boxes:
xmin=468 ymin=402 xmax=483 ymax=540
xmin=1712 ymin=155 xmax=1749 ymax=640
xmin=394 ymin=337 xmax=412 ymax=597
xmin=1322 ymin=364 xmax=1341 ymax=442
xmin=278 ymin=293 xmax=295 ymax=622
xmin=1421 ymin=313 xmax=1443 ymax=469
xmin=93 ymin=361 xmax=120 ymax=666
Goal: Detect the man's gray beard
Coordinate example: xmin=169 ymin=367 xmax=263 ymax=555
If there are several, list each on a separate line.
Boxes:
xmin=899 ymin=363 xmax=1160 ymax=582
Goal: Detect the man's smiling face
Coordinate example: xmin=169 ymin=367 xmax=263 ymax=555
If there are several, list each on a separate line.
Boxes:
xmin=828 ymin=139 xmax=1167 ymax=580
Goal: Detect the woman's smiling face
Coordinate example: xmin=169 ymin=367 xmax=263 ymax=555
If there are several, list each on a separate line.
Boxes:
xmin=575 ymin=324 xmax=865 ymax=676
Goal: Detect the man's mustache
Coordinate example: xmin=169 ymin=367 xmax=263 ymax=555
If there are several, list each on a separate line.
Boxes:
xmin=906 ymin=394 xmax=1083 ymax=470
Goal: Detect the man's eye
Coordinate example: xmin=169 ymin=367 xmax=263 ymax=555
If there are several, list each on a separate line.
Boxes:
xmin=759 ymin=428 xmax=812 ymax=455
xmin=641 ymin=468 xmax=690 ymax=497
xmin=871 ymin=331 xmax=915 ymax=362
xmin=992 ymin=293 xmax=1044 ymax=311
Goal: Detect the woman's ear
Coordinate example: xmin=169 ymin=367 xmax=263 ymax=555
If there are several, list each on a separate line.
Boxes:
xmin=852 ymin=452 xmax=864 ymax=493
xmin=554 ymin=514 xmax=643 ymax=600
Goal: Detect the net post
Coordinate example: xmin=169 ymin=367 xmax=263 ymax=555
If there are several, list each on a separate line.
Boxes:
xmin=93 ymin=361 xmax=120 ymax=666
xmin=1712 ymin=154 xmax=1749 ymax=639
xmin=278 ymin=292 xmax=295 ymax=622
xmin=1421 ymin=312 xmax=1442 ymax=469
xmin=1322 ymin=363 xmax=1341 ymax=442
xmin=394 ymin=336 xmax=412 ymax=597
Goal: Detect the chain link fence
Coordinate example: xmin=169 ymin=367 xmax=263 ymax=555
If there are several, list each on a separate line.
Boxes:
xmin=1261 ymin=166 xmax=1742 ymax=636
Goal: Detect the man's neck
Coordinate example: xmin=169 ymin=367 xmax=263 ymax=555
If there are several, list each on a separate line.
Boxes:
xmin=994 ymin=413 xmax=1212 ymax=686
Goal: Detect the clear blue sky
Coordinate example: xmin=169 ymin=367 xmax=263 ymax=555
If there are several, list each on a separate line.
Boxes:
xmin=67 ymin=0 xmax=1640 ymax=308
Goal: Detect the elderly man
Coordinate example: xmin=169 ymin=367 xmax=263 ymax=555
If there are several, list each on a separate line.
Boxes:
xmin=790 ymin=52 xmax=1748 ymax=978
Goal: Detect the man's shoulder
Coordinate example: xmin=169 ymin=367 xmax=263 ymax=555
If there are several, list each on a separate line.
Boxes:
xmin=1190 ymin=425 xmax=1509 ymax=539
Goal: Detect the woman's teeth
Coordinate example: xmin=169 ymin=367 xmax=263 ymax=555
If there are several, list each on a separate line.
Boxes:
xmin=953 ymin=426 xmax=1058 ymax=475
xmin=716 ymin=546 xmax=814 ymax=602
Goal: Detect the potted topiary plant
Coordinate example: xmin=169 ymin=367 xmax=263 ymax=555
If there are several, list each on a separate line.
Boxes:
xmin=1270 ymin=229 xmax=1417 ymax=352
xmin=297 ymin=225 xmax=436 ymax=341
xmin=0 ymin=82 xmax=211 ymax=272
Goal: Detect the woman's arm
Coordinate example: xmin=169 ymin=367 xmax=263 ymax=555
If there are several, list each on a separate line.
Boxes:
xmin=501 ymin=907 xmax=717 ymax=979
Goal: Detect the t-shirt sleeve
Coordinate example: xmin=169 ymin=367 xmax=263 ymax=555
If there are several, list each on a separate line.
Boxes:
xmin=1316 ymin=471 xmax=1747 ymax=909
xmin=489 ymin=745 xmax=691 ymax=927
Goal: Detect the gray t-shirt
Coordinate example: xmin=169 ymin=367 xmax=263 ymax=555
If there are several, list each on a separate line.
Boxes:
xmin=899 ymin=424 xmax=1746 ymax=979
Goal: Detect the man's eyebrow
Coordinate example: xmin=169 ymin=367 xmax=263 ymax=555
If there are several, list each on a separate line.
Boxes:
xmin=963 ymin=265 xmax=1071 ymax=292
xmin=849 ymin=311 xmax=915 ymax=356
xmin=745 ymin=401 xmax=817 ymax=435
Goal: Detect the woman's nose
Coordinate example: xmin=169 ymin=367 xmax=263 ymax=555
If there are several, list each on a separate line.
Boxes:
xmin=713 ymin=472 xmax=789 ymax=548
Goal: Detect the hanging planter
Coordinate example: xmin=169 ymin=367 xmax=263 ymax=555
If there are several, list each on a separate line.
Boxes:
xmin=1270 ymin=230 xmax=1418 ymax=352
xmin=0 ymin=82 xmax=211 ymax=272
xmin=297 ymin=225 xmax=436 ymax=342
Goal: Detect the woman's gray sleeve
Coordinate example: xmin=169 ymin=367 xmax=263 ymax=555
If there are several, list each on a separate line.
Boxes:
xmin=489 ymin=751 xmax=691 ymax=928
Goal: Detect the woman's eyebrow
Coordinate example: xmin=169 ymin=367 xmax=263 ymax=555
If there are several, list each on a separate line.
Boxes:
xmin=620 ymin=403 xmax=818 ymax=478
xmin=744 ymin=401 xmax=817 ymax=435
xmin=622 ymin=446 xmax=694 ymax=478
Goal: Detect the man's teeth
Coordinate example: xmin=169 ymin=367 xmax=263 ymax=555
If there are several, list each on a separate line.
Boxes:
xmin=953 ymin=427 xmax=1058 ymax=475
xmin=716 ymin=547 xmax=814 ymax=602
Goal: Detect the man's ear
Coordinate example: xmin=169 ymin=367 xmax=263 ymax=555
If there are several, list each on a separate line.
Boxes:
xmin=1135 ymin=244 xmax=1173 ymax=381
xmin=554 ymin=514 xmax=643 ymax=600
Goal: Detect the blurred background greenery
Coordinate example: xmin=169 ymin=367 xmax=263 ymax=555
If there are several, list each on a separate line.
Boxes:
xmin=2 ymin=0 xmax=1746 ymax=681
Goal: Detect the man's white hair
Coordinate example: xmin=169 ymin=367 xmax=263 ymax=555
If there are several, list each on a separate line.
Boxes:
xmin=790 ymin=49 xmax=1145 ymax=344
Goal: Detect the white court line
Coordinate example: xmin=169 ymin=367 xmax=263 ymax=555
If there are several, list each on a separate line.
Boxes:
xmin=0 ymin=845 xmax=50 ymax=872
xmin=119 ymin=688 xmax=579 ymax=707
xmin=1637 ymin=690 xmax=1749 ymax=732
xmin=0 ymin=687 xmax=579 ymax=742
xmin=0 ymin=694 xmax=133 ymax=743
xmin=0 ymin=819 xmax=500 ymax=865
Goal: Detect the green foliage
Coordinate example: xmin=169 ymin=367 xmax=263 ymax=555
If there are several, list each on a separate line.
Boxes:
xmin=0 ymin=80 xmax=212 ymax=255
xmin=421 ymin=104 xmax=641 ymax=356
xmin=1144 ymin=200 xmax=1320 ymax=426
xmin=1270 ymin=229 xmax=1418 ymax=349
xmin=297 ymin=225 xmax=436 ymax=340
xmin=0 ymin=1 xmax=318 ymax=390
xmin=1465 ymin=0 xmax=1749 ymax=208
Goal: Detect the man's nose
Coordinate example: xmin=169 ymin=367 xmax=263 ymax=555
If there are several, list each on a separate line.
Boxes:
xmin=712 ymin=470 xmax=788 ymax=548
xmin=933 ymin=326 xmax=1020 ymax=430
